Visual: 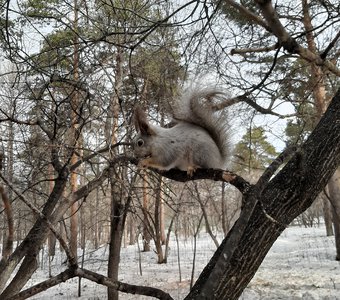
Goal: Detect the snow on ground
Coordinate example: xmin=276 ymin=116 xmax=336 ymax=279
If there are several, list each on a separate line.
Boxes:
xmin=25 ymin=225 xmax=340 ymax=299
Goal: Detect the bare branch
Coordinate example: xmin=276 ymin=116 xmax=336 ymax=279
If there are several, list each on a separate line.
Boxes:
xmin=147 ymin=168 xmax=252 ymax=195
xmin=69 ymin=142 xmax=130 ymax=172
xmin=321 ymin=30 xmax=340 ymax=59
xmin=223 ymin=0 xmax=272 ymax=32
xmin=75 ymin=268 xmax=174 ymax=300
xmin=8 ymin=265 xmax=174 ymax=300
xmin=215 ymin=46 xmax=298 ymax=117
xmin=72 ymin=155 xmax=136 ymax=203
xmin=231 ymin=43 xmax=279 ymax=55
xmin=8 ymin=268 xmax=78 ymax=300
xmin=253 ymin=0 xmax=340 ymax=76
xmin=221 ymin=0 xmax=340 ymax=76
xmin=212 ymin=93 xmax=296 ymax=118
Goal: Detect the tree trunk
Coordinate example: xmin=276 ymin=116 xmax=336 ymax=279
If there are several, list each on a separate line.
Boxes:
xmin=107 ymin=44 xmax=124 ymax=300
xmin=48 ymin=164 xmax=57 ymax=257
xmin=0 ymin=184 xmax=14 ymax=260
xmin=302 ymin=0 xmax=340 ymax=253
xmin=142 ymin=171 xmax=151 ymax=252
xmin=154 ymin=175 xmax=165 ymax=263
xmin=69 ymin=172 xmax=78 ymax=258
xmin=0 ymin=174 xmax=68 ymax=297
xmin=1 ymin=118 xmax=14 ymax=259
xmin=69 ymin=0 xmax=80 ymax=260
xmin=160 ymin=192 xmax=166 ymax=245
xmin=323 ymin=196 xmax=334 ymax=236
xmin=221 ymin=182 xmax=229 ymax=236
xmin=107 ymin=173 xmax=126 ymax=300
xmin=328 ymin=169 xmax=340 ymax=260
xmin=185 ymin=89 xmax=340 ymax=299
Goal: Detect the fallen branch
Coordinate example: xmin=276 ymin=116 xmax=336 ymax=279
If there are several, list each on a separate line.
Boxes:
xmin=75 ymin=268 xmax=174 ymax=300
xmin=8 ymin=266 xmax=174 ymax=300
xmin=8 ymin=268 xmax=78 ymax=300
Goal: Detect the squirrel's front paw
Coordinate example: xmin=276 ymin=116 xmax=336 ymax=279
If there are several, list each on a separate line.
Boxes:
xmin=137 ymin=156 xmax=154 ymax=169
xmin=187 ymin=165 xmax=198 ymax=177
xmin=137 ymin=159 xmax=148 ymax=169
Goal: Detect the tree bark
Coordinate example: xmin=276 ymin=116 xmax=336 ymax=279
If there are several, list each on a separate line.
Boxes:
xmin=323 ymin=196 xmax=334 ymax=236
xmin=107 ymin=173 xmax=126 ymax=300
xmin=142 ymin=171 xmax=152 ymax=252
xmin=69 ymin=0 xmax=80 ymax=260
xmin=221 ymin=182 xmax=229 ymax=236
xmin=159 ymin=190 xmax=166 ymax=245
xmin=0 ymin=172 xmax=68 ymax=297
xmin=185 ymin=88 xmax=340 ymax=299
xmin=154 ymin=175 xmax=165 ymax=263
xmin=48 ymin=164 xmax=57 ymax=257
xmin=107 ymin=43 xmax=124 ymax=300
xmin=301 ymin=0 xmax=340 ymax=255
xmin=0 ymin=184 xmax=14 ymax=259
xmin=328 ymin=169 xmax=340 ymax=260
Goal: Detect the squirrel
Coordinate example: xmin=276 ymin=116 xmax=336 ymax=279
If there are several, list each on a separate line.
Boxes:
xmin=132 ymin=86 xmax=231 ymax=175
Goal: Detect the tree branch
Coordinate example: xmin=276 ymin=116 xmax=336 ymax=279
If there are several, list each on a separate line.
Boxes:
xmin=72 ymin=155 xmax=137 ymax=203
xmin=8 ymin=268 xmax=78 ymax=300
xmin=0 ymin=172 xmax=77 ymax=266
xmin=223 ymin=0 xmax=272 ymax=32
xmin=8 ymin=264 xmax=174 ymax=300
xmin=320 ymin=29 xmax=340 ymax=59
xmin=146 ymin=168 xmax=252 ymax=195
xmin=75 ymin=268 xmax=174 ymax=300
xmin=212 ymin=92 xmax=296 ymax=118
xmin=221 ymin=0 xmax=340 ymax=76
xmin=253 ymin=0 xmax=340 ymax=76
xmin=231 ymin=43 xmax=279 ymax=55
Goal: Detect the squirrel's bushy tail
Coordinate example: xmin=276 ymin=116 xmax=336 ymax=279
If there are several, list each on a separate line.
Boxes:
xmin=173 ymin=86 xmax=231 ymax=162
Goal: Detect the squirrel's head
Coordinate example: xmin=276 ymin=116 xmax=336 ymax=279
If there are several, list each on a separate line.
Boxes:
xmin=132 ymin=106 xmax=156 ymax=159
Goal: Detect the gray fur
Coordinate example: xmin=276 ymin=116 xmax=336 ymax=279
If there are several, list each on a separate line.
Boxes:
xmin=133 ymin=86 xmax=231 ymax=172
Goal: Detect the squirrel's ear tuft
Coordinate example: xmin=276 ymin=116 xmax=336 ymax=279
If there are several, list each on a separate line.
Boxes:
xmin=133 ymin=106 xmax=156 ymax=136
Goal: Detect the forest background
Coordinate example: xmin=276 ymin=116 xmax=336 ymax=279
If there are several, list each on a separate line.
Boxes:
xmin=0 ymin=0 xmax=339 ymax=299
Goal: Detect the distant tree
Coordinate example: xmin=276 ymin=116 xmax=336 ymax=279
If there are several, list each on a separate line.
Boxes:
xmin=233 ymin=126 xmax=278 ymax=173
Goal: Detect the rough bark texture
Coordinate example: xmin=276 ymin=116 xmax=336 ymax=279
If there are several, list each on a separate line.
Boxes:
xmin=184 ymin=89 xmax=340 ymax=299
xmin=0 ymin=184 xmax=14 ymax=259
xmin=301 ymin=0 xmax=340 ymax=258
xmin=107 ymin=44 xmax=124 ymax=300
xmin=154 ymin=175 xmax=165 ymax=263
xmin=0 ymin=173 xmax=68 ymax=297
xmin=142 ymin=171 xmax=152 ymax=252
xmin=328 ymin=169 xmax=340 ymax=260
xmin=107 ymin=180 xmax=125 ymax=300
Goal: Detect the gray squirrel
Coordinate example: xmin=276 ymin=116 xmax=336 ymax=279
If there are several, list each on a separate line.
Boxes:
xmin=132 ymin=87 xmax=231 ymax=175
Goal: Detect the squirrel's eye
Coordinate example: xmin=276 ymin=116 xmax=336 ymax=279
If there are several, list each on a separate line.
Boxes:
xmin=137 ymin=139 xmax=144 ymax=147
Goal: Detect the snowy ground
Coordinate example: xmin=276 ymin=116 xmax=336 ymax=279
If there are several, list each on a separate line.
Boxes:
xmin=24 ymin=225 xmax=340 ymax=299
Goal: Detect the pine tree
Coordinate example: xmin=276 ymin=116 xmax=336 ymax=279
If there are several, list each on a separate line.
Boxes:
xmin=233 ymin=126 xmax=278 ymax=173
